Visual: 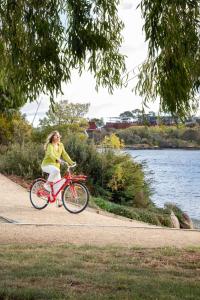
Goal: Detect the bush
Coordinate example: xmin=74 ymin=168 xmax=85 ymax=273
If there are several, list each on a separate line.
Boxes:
xmin=181 ymin=129 xmax=200 ymax=143
xmin=94 ymin=197 xmax=172 ymax=227
xmin=105 ymin=152 xmax=152 ymax=207
xmin=0 ymin=143 xmax=44 ymax=179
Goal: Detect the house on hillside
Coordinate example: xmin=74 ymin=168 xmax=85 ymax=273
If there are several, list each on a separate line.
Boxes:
xmin=86 ymin=121 xmax=102 ymax=139
xmin=87 ymin=121 xmax=98 ymax=131
xmin=104 ymin=122 xmax=134 ymax=130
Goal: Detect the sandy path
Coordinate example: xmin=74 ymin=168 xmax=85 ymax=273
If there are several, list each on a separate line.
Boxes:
xmin=0 ymin=174 xmax=200 ymax=248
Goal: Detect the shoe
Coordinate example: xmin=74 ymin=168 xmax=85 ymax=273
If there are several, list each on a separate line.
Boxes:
xmin=57 ymin=200 xmax=63 ymax=207
xmin=43 ymin=183 xmax=51 ymax=192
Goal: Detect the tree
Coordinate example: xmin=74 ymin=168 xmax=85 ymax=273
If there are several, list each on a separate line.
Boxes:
xmin=1 ymin=1 xmax=199 ymax=117
xmin=102 ymin=133 xmax=124 ymax=149
xmin=39 ymin=100 xmax=90 ymax=126
xmin=0 ymin=86 xmax=26 ymax=114
xmin=132 ymin=109 xmax=143 ymax=119
xmin=0 ymin=112 xmax=32 ymax=146
xmin=119 ymin=111 xmax=134 ymax=122
xmin=148 ymin=111 xmax=155 ymax=117
xmin=136 ymin=1 xmax=200 ymax=118
xmin=89 ymin=118 xmax=104 ymax=128
xmin=0 ymin=0 xmax=125 ymax=110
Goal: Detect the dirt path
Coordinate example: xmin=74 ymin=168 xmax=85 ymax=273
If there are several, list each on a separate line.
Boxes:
xmin=0 ymin=174 xmax=200 ymax=248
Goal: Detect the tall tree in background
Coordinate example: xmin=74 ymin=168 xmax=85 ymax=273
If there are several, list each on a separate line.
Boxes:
xmin=39 ymin=100 xmax=90 ymax=126
xmin=136 ymin=0 xmax=200 ymax=118
xmin=0 ymin=0 xmax=125 ymax=110
xmin=119 ymin=111 xmax=134 ymax=121
xmin=0 ymin=112 xmax=31 ymax=146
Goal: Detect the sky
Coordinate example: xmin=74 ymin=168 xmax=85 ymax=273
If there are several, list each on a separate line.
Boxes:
xmin=21 ymin=0 xmax=160 ymax=126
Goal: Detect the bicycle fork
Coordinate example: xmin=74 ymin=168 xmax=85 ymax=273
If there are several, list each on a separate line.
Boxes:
xmin=69 ymin=183 xmax=78 ymax=198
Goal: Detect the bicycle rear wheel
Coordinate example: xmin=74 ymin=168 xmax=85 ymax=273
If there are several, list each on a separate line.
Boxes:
xmin=62 ymin=182 xmax=89 ymax=213
xmin=30 ymin=178 xmax=49 ymax=209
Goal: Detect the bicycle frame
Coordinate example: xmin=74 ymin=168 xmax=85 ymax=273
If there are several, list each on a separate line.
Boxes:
xmin=41 ymin=167 xmax=87 ymax=203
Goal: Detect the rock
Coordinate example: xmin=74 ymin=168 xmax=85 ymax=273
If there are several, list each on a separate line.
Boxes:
xmin=170 ymin=211 xmax=180 ymax=228
xmin=180 ymin=213 xmax=194 ymax=229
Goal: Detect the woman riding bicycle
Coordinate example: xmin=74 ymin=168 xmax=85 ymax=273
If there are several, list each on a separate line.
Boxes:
xmin=41 ymin=130 xmax=75 ymax=207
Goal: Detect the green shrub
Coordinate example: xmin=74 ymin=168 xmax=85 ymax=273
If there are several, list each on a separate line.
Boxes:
xmin=0 ymin=143 xmax=44 ymax=179
xmin=181 ymin=129 xmax=200 ymax=143
xmin=94 ymin=197 xmax=172 ymax=227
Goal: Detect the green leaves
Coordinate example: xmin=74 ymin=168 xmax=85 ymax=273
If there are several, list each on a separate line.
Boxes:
xmin=137 ymin=0 xmax=200 ymax=118
xmin=0 ymin=0 xmax=125 ymax=109
xmin=39 ymin=100 xmax=90 ymax=126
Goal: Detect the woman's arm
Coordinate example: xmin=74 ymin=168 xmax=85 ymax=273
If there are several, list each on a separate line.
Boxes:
xmin=61 ymin=144 xmax=75 ymax=165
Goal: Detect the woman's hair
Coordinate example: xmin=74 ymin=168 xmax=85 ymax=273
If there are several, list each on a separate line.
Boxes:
xmin=44 ymin=131 xmax=60 ymax=150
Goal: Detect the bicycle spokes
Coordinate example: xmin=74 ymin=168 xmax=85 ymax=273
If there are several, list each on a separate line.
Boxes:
xmin=62 ymin=183 xmax=89 ymax=213
xmin=30 ymin=179 xmax=49 ymax=209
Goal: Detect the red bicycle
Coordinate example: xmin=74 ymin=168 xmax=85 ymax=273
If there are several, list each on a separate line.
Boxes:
xmin=29 ymin=163 xmax=89 ymax=213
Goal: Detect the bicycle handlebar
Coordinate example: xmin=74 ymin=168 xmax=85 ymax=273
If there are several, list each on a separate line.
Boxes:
xmin=69 ymin=162 xmax=77 ymax=168
xmin=60 ymin=160 xmax=76 ymax=169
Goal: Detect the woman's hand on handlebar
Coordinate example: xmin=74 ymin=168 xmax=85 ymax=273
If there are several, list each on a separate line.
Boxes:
xmin=69 ymin=162 xmax=77 ymax=168
xmin=59 ymin=159 xmax=76 ymax=168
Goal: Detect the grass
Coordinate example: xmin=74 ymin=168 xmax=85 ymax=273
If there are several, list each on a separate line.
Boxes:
xmin=0 ymin=244 xmax=200 ymax=299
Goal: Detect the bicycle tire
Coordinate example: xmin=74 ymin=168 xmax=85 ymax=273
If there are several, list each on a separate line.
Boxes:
xmin=62 ymin=182 xmax=89 ymax=214
xmin=30 ymin=178 xmax=49 ymax=210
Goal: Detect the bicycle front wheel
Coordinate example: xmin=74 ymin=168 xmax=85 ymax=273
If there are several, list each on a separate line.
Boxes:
xmin=62 ymin=182 xmax=89 ymax=213
xmin=30 ymin=178 xmax=49 ymax=209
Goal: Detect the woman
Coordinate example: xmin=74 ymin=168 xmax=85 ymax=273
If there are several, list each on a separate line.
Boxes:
xmin=41 ymin=131 xmax=75 ymax=207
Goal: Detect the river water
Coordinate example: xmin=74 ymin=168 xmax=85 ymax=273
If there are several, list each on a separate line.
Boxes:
xmin=126 ymin=149 xmax=200 ymax=220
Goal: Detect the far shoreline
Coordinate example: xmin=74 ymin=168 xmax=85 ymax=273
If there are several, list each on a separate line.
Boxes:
xmin=125 ymin=145 xmax=200 ymax=150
